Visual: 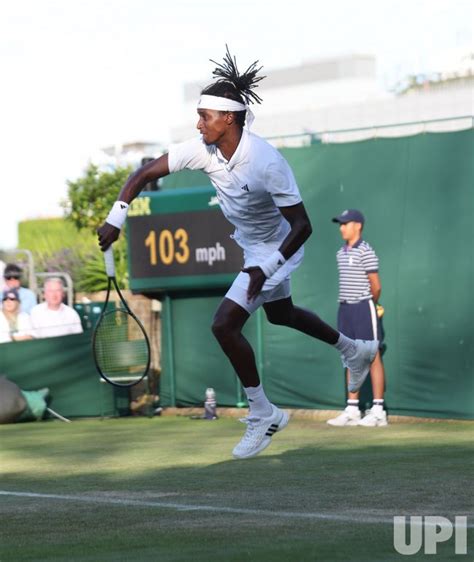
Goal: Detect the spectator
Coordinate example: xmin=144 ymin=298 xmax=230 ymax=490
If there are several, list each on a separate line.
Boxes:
xmin=327 ymin=209 xmax=388 ymax=427
xmin=1 ymin=263 xmax=37 ymax=314
xmin=0 ymin=288 xmax=33 ymax=343
xmin=30 ymin=278 xmax=83 ymax=338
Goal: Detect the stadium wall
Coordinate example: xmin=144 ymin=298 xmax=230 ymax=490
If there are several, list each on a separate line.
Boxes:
xmin=0 ymin=333 xmax=120 ymax=417
xmin=160 ymin=129 xmax=474 ymax=419
xmin=0 ymin=130 xmax=471 ymax=420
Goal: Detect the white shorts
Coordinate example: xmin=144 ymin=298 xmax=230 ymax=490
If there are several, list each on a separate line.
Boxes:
xmin=225 ymin=272 xmax=291 ymax=314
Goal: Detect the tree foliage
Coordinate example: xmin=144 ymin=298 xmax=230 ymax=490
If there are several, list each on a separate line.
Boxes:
xmin=61 ymin=163 xmax=133 ymax=290
xmin=62 ymin=164 xmax=132 ymax=232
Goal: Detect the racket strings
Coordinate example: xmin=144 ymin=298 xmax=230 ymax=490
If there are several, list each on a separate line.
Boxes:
xmin=94 ymin=309 xmax=149 ymax=378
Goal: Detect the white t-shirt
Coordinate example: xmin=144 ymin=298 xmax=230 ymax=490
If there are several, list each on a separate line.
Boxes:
xmin=30 ymin=303 xmax=83 ymax=339
xmin=0 ymin=311 xmax=33 ymax=343
xmin=168 ymin=130 xmax=304 ymax=288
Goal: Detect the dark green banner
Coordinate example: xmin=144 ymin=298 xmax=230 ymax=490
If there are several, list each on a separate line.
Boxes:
xmin=159 ymin=130 xmax=474 ymax=419
xmin=0 ymin=333 xmax=118 ymax=418
xmin=3 ymin=131 xmax=471 ymax=421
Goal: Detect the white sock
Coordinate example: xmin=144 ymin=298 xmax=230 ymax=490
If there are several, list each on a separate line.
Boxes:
xmin=334 ymin=333 xmax=356 ymax=357
xmin=346 ymin=399 xmax=359 ymax=413
xmin=244 ymin=384 xmax=273 ymax=418
xmin=372 ymin=400 xmax=384 ymax=414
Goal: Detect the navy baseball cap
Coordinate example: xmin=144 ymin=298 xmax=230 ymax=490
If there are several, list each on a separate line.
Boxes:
xmin=332 ymin=209 xmax=365 ymax=225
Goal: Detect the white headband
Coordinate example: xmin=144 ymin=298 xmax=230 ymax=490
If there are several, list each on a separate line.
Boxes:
xmin=197 ymin=95 xmax=255 ymax=128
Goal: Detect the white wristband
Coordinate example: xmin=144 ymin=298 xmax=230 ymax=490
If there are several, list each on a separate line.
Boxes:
xmin=260 ymin=251 xmax=286 ymax=278
xmin=106 ymin=201 xmax=129 ymax=229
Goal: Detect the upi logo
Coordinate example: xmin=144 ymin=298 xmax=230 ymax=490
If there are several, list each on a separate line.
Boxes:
xmin=393 ymin=516 xmax=468 ymax=555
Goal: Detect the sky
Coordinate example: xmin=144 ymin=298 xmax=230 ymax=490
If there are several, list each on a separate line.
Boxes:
xmin=0 ymin=0 xmax=472 ymax=249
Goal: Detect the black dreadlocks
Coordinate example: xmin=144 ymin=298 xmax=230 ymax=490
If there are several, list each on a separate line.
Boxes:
xmin=201 ymin=45 xmax=265 ymax=127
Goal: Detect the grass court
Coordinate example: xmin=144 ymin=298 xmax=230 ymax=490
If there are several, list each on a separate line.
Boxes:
xmin=1 ymin=415 xmax=472 ymax=561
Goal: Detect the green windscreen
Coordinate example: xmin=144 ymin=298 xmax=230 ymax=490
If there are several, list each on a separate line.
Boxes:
xmin=160 ymin=130 xmax=474 ymax=419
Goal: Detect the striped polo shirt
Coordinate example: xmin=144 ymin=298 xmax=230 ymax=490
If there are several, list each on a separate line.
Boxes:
xmin=336 ymin=239 xmax=379 ymax=303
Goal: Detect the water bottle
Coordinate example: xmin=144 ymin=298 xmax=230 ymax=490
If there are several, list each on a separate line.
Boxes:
xmin=204 ymin=387 xmax=217 ymax=420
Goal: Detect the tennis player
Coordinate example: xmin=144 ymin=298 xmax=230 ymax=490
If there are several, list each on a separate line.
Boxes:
xmin=98 ymin=47 xmax=378 ymax=459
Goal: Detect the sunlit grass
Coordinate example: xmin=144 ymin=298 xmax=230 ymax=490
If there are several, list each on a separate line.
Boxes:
xmin=1 ymin=417 xmax=472 ymax=562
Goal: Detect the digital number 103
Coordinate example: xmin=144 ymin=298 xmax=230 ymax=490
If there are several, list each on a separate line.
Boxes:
xmin=144 ymin=229 xmax=190 ymax=266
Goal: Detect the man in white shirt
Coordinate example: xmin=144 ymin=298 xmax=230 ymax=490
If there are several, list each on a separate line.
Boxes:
xmin=30 ymin=278 xmax=83 ymax=339
xmin=97 ymin=47 xmax=378 ymax=459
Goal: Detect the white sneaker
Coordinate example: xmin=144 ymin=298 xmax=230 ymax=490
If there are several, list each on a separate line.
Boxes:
xmin=358 ymin=408 xmax=388 ymax=427
xmin=327 ymin=407 xmax=361 ymax=426
xmin=343 ymin=339 xmax=379 ymax=393
xmin=232 ymin=404 xmax=289 ymax=459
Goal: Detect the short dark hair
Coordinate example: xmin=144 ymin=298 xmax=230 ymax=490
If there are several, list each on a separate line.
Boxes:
xmin=4 ymin=263 xmax=22 ymax=278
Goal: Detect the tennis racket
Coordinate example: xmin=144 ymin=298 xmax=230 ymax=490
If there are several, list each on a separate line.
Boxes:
xmin=92 ymin=247 xmax=151 ymax=388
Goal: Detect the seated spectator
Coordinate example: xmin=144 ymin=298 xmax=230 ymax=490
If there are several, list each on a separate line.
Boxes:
xmin=30 ymin=278 xmax=83 ymax=338
xmin=0 ymin=288 xmax=34 ymax=343
xmin=1 ymin=263 xmax=37 ymax=314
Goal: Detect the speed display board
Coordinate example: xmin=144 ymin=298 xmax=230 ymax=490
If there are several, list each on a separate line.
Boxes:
xmin=127 ymin=187 xmax=243 ymax=292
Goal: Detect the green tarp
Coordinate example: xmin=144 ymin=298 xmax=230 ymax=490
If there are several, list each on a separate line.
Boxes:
xmin=0 ymin=333 xmax=118 ymax=417
xmin=1 ymin=131 xmax=471 ymax=420
xmin=160 ymin=130 xmax=474 ymax=419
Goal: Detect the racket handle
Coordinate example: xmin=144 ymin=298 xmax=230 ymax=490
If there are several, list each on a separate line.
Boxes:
xmin=104 ymin=247 xmax=116 ymax=277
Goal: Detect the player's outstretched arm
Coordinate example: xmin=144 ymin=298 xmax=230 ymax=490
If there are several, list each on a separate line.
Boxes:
xmin=119 ymin=154 xmax=170 ymax=204
xmin=97 ymin=154 xmax=170 ymax=251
